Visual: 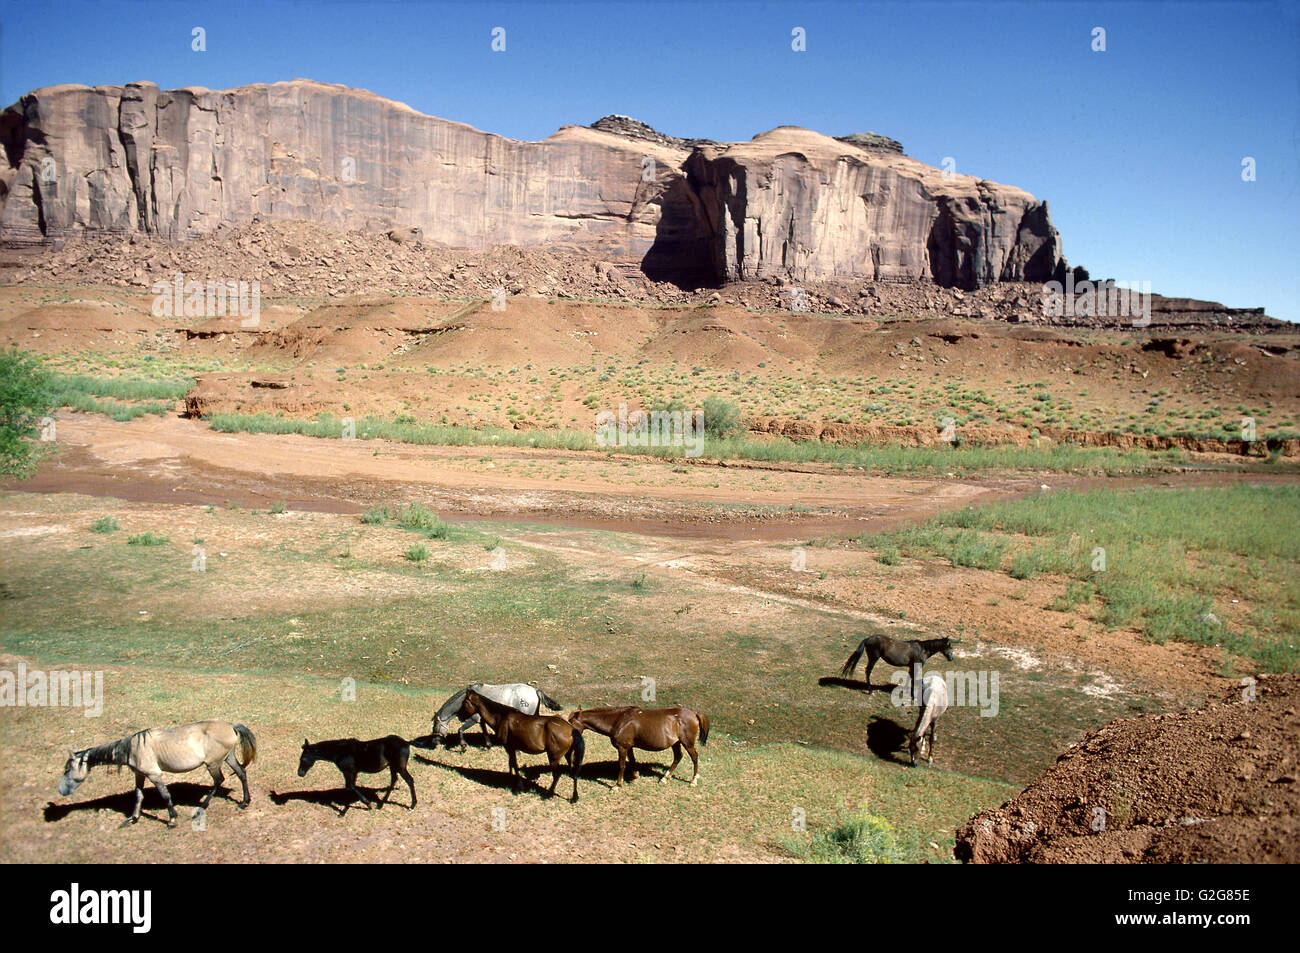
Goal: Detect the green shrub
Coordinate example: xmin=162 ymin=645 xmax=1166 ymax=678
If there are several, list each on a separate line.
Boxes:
xmin=405 ymin=544 xmax=429 ymax=562
xmin=0 ymin=348 xmax=57 ymax=478
xmin=127 ymin=532 xmax=169 ymax=546
xmin=90 ymin=516 xmax=120 ymax=534
xmin=700 ymin=396 xmax=745 ymax=440
xmin=802 ymin=812 xmax=902 ymax=864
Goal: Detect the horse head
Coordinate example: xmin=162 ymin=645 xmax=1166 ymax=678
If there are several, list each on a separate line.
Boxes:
xmin=297 ymin=739 xmax=317 ymax=777
xmin=58 ymin=750 xmax=89 ymax=796
xmin=906 ymin=730 xmax=926 ymax=766
xmin=939 ymin=638 xmax=955 ymax=661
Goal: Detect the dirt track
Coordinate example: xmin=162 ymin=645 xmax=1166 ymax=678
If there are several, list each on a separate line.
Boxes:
xmin=9 ymin=411 xmax=1045 ymax=540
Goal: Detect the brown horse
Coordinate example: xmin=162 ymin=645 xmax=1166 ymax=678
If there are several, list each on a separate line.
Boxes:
xmin=567 ymin=706 xmax=709 ymax=789
xmin=461 ymin=690 xmax=585 ymax=802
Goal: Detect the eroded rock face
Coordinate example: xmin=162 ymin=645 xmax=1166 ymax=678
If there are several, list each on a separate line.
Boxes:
xmin=0 ymin=80 xmax=1063 ymax=288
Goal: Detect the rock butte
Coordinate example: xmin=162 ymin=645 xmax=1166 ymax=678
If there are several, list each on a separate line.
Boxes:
xmin=0 ymin=79 xmax=1063 ymax=289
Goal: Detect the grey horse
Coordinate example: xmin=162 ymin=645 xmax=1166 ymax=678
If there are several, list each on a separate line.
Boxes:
xmin=433 ymin=682 xmax=562 ymax=751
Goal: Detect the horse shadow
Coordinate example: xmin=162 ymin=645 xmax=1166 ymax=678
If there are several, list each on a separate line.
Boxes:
xmin=576 ymin=757 xmax=673 ymax=789
xmin=818 ymin=675 xmax=882 ymax=693
xmin=865 ymin=717 xmax=911 ymax=765
xmin=410 ymin=734 xmax=492 ymax=762
xmin=44 ymin=782 xmax=221 ymax=826
xmin=268 ymin=786 xmax=409 ymax=816
xmin=430 ymin=757 xmax=591 ymax=797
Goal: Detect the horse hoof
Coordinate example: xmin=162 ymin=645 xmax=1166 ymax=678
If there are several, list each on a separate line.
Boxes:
xmin=119 ymin=818 xmax=136 ymax=829
xmin=167 ymin=819 xmax=178 ymax=828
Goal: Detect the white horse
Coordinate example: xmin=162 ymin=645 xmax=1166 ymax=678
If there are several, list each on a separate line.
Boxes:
xmin=433 ymin=682 xmax=562 ymax=751
xmin=907 ymin=674 xmax=949 ymax=766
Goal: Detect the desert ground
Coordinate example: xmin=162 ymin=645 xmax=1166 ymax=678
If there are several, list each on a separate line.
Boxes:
xmin=2 ymin=252 xmax=1298 ymax=863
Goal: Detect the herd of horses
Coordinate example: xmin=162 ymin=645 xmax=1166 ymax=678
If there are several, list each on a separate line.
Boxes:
xmin=55 ymin=636 xmax=954 ymax=826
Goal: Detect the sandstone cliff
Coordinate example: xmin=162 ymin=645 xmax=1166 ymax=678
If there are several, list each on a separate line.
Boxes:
xmin=0 ymin=79 xmax=1062 ymax=289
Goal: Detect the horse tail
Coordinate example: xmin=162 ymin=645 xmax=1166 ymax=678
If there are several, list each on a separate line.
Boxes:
xmin=537 ymin=688 xmax=563 ymax=712
xmin=839 ymin=639 xmax=868 ymax=678
xmin=233 ymin=724 xmax=258 ymax=767
xmin=697 ymin=711 xmax=710 ymax=746
xmin=570 ymin=727 xmax=585 ymax=775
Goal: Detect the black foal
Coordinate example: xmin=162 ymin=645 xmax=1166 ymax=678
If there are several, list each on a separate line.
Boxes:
xmin=297 ymin=736 xmax=417 ymax=810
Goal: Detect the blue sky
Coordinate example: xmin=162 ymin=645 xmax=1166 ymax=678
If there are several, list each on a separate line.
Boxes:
xmin=3 ymin=1 xmax=1297 ymax=320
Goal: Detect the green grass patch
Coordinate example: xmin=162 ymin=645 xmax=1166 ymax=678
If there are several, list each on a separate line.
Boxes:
xmin=850 ymin=485 xmax=1300 ymax=671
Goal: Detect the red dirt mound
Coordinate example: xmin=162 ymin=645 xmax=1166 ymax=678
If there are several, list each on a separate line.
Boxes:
xmin=954 ymin=674 xmax=1300 ymax=863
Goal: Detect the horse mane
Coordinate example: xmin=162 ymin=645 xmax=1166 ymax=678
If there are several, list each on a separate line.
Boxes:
xmin=921 ymin=637 xmax=950 ymax=648
xmin=914 ymin=676 xmax=948 ymax=734
xmin=437 ymin=689 xmax=468 ymax=721
xmin=81 ymin=729 xmax=145 ymax=769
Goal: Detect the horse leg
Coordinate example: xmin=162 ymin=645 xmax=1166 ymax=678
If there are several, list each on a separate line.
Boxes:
xmin=345 ymin=767 xmax=371 ymax=810
xmin=661 ymin=743 xmax=683 ymax=785
xmin=547 ymin=750 xmax=563 ymax=798
xmin=200 ymin=762 xmax=223 ymax=809
xmin=123 ymin=774 xmax=146 ymax=827
xmin=508 ymin=748 xmax=522 ymax=794
xmin=481 ymin=717 xmax=492 ymax=750
xmin=686 ymin=743 xmax=700 ymax=787
xmin=399 ymin=766 xmax=417 ymax=809
xmin=378 ymin=765 xmax=398 ymax=808
xmin=152 ymin=775 xmax=178 ymax=827
xmin=928 ymin=722 xmax=937 ymax=766
xmin=864 ymin=656 xmax=877 ymax=688
xmin=226 ymin=750 xmax=251 ymax=807
xmin=627 ymin=748 xmax=639 ymax=783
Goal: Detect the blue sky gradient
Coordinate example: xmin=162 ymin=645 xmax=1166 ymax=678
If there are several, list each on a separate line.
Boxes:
xmin=2 ymin=1 xmax=1297 ymax=319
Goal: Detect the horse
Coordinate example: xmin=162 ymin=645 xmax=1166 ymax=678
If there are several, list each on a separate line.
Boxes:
xmin=297 ymin=736 xmax=417 ymax=811
xmin=839 ymin=635 xmax=954 ymax=697
xmin=568 ymin=706 xmax=709 ymax=789
xmin=58 ymin=720 xmax=257 ymax=827
xmin=433 ymin=682 xmax=563 ymax=752
xmin=460 ymin=689 xmax=584 ymax=801
xmin=906 ymin=674 xmax=950 ymax=766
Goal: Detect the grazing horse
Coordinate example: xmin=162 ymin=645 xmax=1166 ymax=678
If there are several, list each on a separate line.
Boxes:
xmin=433 ymin=682 xmax=563 ymax=752
xmin=58 ymin=720 xmax=257 ymax=827
xmin=568 ymin=706 xmax=709 ymax=789
xmin=839 ymin=635 xmax=954 ymax=698
xmin=297 ymin=736 xmax=416 ymax=810
xmin=461 ymin=690 xmax=584 ymax=802
xmin=907 ymin=674 xmax=950 ymax=766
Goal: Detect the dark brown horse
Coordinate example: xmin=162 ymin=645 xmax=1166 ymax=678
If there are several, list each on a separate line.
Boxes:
xmin=461 ymin=690 xmax=585 ymax=802
xmin=297 ymin=736 xmax=417 ymax=811
xmin=839 ymin=635 xmax=954 ymax=699
xmin=567 ymin=706 xmax=709 ymax=789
